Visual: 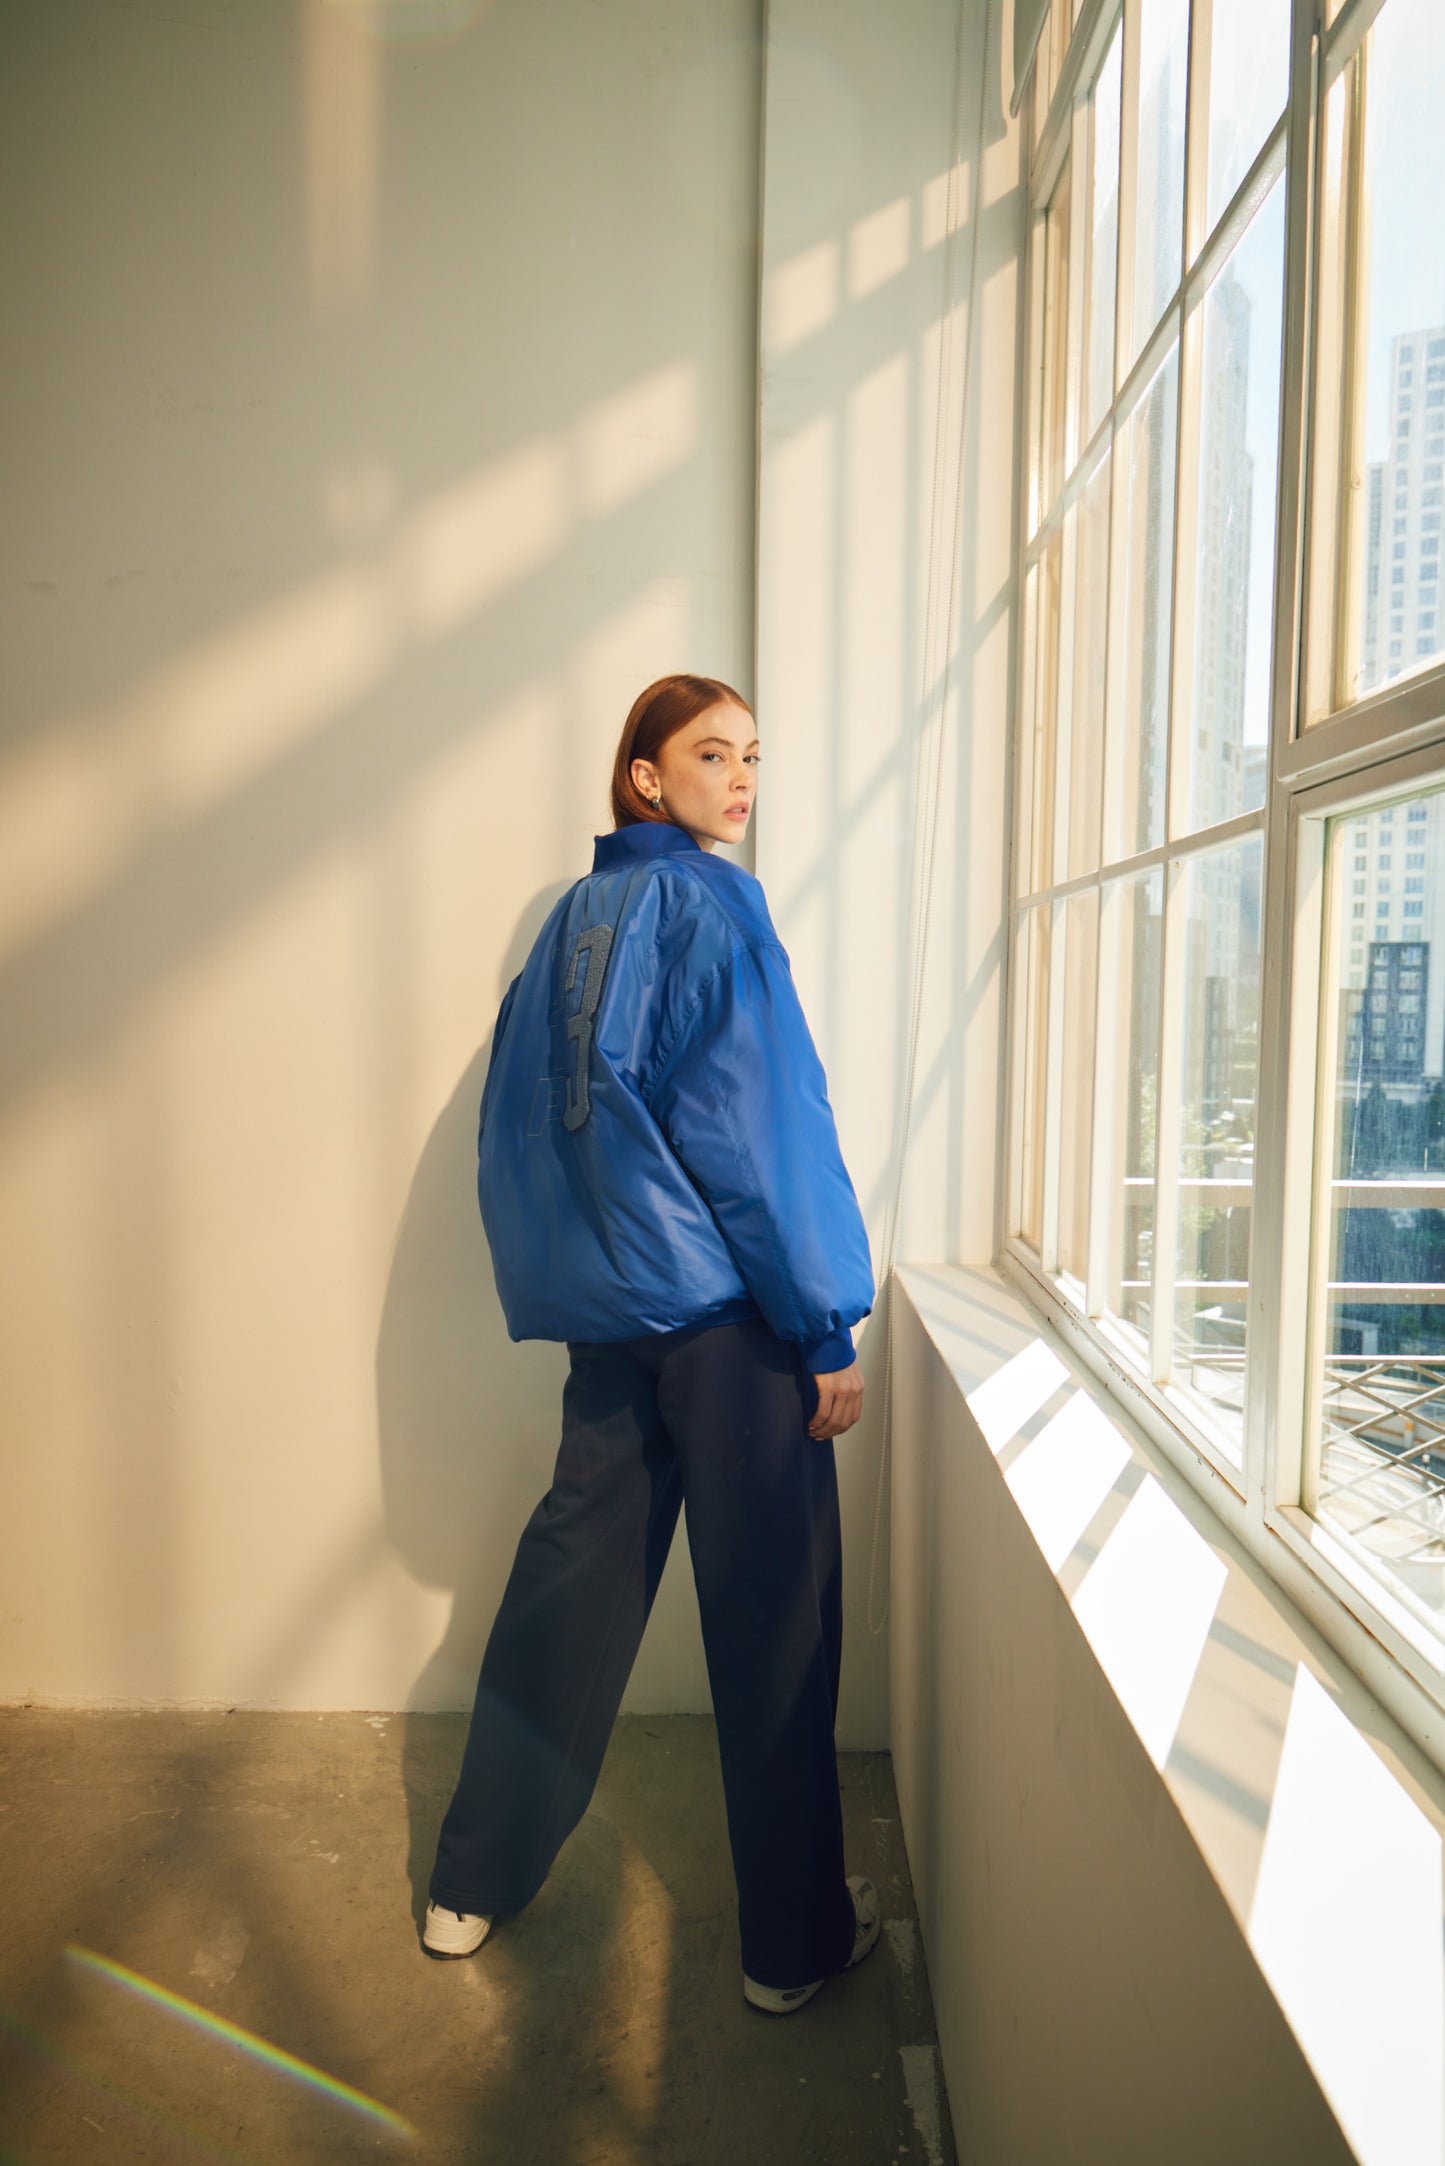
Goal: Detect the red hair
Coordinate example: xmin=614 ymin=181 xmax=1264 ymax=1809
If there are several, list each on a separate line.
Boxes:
xmin=610 ymin=673 xmax=752 ymax=830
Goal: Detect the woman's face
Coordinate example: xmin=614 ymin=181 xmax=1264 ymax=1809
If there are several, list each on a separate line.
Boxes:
xmin=632 ymin=702 xmax=759 ymax=852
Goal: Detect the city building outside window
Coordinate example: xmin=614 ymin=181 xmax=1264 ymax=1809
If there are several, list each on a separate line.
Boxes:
xmin=1010 ymin=0 xmax=1445 ymax=1759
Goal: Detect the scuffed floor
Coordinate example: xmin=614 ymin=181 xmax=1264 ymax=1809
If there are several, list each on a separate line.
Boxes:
xmin=0 ymin=1710 xmax=956 ymax=2164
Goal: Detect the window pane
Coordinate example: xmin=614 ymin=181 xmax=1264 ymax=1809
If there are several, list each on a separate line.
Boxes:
xmin=1020 ymin=905 xmax=1052 ymax=1249
xmin=1131 ymin=0 xmax=1188 ymax=360
xmin=1314 ymin=791 xmax=1445 ymax=1625
xmin=1104 ymin=870 xmax=1164 ymax=1331
xmin=1085 ymin=27 xmax=1123 ymax=438
xmin=1109 ymin=342 xmax=1178 ymax=858
xmin=1205 ymin=0 xmax=1290 ymax=233
xmin=1058 ymin=889 xmax=1099 ymax=1280
xmin=1173 ymin=835 xmax=1263 ymax=1448
xmin=1030 ymin=532 xmax=1063 ymax=891
xmin=1068 ymin=454 xmax=1111 ymax=878
xmin=1188 ymin=179 xmax=1284 ymax=833
xmin=1043 ymin=164 xmax=1073 ymax=514
xmin=1349 ymin=0 xmax=1445 ymax=702
xmin=1034 ymin=26 xmax=1052 ymax=150
xmin=1050 ymin=0 xmax=1071 ymax=84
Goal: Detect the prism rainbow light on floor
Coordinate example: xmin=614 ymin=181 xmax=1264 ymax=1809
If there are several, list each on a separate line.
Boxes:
xmin=64 ymin=1945 xmax=415 ymax=2142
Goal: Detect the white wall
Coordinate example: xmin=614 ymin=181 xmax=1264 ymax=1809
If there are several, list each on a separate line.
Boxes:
xmin=756 ymin=0 xmax=1021 ymax=1743
xmin=891 ymin=1272 xmax=1367 ymax=2166
xmin=0 ymin=0 xmax=761 ymax=1711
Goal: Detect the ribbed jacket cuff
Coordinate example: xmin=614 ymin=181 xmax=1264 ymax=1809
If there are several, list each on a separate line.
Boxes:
xmin=800 ymin=1326 xmax=854 ymax=1375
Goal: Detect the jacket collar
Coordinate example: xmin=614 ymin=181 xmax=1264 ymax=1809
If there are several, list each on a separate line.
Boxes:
xmin=591 ymin=823 xmax=705 ymax=872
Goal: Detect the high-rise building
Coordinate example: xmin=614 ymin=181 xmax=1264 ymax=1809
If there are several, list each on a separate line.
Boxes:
xmin=1344 ymin=940 xmax=1431 ymax=1085
xmin=1188 ymin=262 xmax=1256 ymax=1137
xmin=1341 ymin=796 xmax=1445 ymax=1048
xmin=1351 ymin=328 xmax=1445 ymax=1017
xmin=1194 ymin=268 xmax=1252 ymax=836
xmin=1361 ymin=327 xmax=1445 ymax=696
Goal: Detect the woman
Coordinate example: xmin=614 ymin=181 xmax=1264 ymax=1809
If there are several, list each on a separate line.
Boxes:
xmin=422 ymin=672 xmax=879 ymax=2015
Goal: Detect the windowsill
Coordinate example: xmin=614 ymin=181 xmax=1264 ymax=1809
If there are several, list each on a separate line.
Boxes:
xmin=893 ymin=1262 xmax=1445 ymax=2166
xmin=997 ymin=1240 xmax=1445 ymax=1772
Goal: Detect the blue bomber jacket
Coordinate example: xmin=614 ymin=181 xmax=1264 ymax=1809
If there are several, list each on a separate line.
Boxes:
xmin=476 ymin=820 xmax=874 ymax=1374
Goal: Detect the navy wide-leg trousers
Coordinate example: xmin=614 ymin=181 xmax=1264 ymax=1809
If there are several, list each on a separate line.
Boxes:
xmin=428 ymin=1311 xmax=858 ymax=1990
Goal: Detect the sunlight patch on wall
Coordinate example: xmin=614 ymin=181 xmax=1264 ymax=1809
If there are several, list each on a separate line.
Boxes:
xmin=403 ymin=680 xmax=565 ymax=1104
xmin=576 ymin=366 xmax=699 ymax=519
xmin=0 ymin=357 xmax=698 ymax=969
xmin=848 ymin=198 xmax=909 ymax=299
xmin=1003 ymin=1392 xmax=1132 ymax=1570
xmin=843 ymin=353 xmax=908 ymax=742
xmin=964 ymin=1336 xmax=1069 ymax=1454
xmin=1249 ymin=1663 xmax=1445 ymax=2166
xmin=327 ymin=0 xmax=495 ymax=40
xmin=1070 ymin=1474 xmax=1227 ymax=1769
xmin=571 ymin=583 xmax=695 ymax=755
xmin=921 ymin=159 xmax=970 ymax=249
xmin=768 ymin=239 xmax=840 ymax=355
xmin=398 ymin=441 xmax=568 ymax=634
xmin=763 ymin=410 xmax=837 ymax=930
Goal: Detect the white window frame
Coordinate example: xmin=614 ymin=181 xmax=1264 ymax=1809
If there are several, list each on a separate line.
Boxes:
xmin=1000 ymin=0 xmax=1445 ymax=1776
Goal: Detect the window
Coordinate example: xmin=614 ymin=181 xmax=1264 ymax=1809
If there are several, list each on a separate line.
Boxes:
xmin=1014 ymin=0 xmax=1445 ymax=1763
xmin=1309 ymin=0 xmax=1445 ymax=703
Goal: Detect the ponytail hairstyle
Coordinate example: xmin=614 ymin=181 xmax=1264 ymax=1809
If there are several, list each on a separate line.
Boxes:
xmin=609 ymin=672 xmax=752 ymax=830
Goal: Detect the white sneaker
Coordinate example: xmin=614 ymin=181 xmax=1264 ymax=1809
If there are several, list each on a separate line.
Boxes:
xmin=422 ymin=1900 xmax=493 ymax=1959
xmin=742 ymin=1874 xmax=881 ymax=2014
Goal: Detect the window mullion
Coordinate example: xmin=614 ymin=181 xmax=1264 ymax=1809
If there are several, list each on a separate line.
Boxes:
xmin=1184 ymin=0 xmax=1215 ymax=274
xmin=1041 ymin=897 xmax=1068 ymax=1273
xmin=1065 ymin=102 xmax=1090 ymax=483
xmin=1333 ymin=35 xmax=1370 ymax=710
xmin=1323 ymin=0 xmax=1390 ymax=79
xmin=1086 ymin=876 xmax=1120 ymax=1313
xmin=1025 ymin=211 xmax=1048 ymax=542
xmin=1150 ymin=857 xmax=1189 ymax=1387
xmin=1167 ymin=300 xmax=1202 ymax=845
xmin=1054 ymin=508 xmax=1082 ymax=885
xmin=1272 ymin=0 xmax=1320 ymax=770
xmin=1236 ymin=0 xmax=1321 ymax=1523
xmin=1246 ymin=744 xmax=1315 ymax=1523
xmin=1017 ymin=567 xmax=1041 ymax=899
xmin=1113 ymin=0 xmax=1141 ymax=392
xmin=1006 ymin=908 xmax=1031 ymax=1243
xmin=1297 ymin=817 xmax=1340 ymax=1520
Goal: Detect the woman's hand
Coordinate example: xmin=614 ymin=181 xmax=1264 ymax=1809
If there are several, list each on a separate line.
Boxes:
xmin=808 ymin=1362 xmax=864 ymax=1440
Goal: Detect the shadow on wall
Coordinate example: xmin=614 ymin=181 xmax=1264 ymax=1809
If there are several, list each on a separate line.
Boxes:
xmin=377 ymin=881 xmax=565 ymax=1923
xmin=376 ymin=880 xmax=570 ymax=1723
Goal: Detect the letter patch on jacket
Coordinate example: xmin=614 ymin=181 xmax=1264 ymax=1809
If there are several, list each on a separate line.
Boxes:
xmin=562 ymin=921 xmax=615 ymax=1131
xmin=527 ymin=1075 xmax=568 ymax=1136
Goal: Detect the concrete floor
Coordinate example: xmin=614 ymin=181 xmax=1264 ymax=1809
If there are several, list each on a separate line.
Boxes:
xmin=0 ymin=1710 xmax=955 ymax=2165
